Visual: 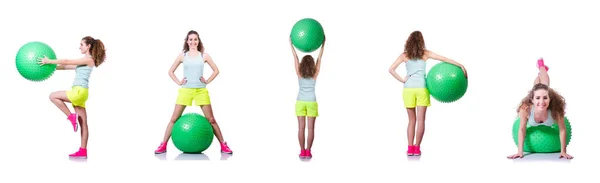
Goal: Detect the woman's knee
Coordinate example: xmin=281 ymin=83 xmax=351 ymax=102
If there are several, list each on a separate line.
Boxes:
xmin=207 ymin=117 xmax=217 ymax=124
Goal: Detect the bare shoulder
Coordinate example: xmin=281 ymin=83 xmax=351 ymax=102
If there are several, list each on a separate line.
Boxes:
xmin=518 ymin=105 xmax=530 ymax=116
xmin=423 ymin=50 xmax=433 ymax=60
xmin=83 ymin=56 xmax=95 ymax=66
xmin=174 ymin=52 xmax=185 ymax=63
xmin=203 ymin=52 xmax=211 ymax=60
xmin=398 ymin=53 xmax=408 ymax=62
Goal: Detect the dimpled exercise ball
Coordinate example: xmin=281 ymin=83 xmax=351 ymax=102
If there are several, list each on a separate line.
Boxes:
xmin=290 ymin=18 xmax=324 ymax=53
xmin=15 ymin=41 xmax=57 ymax=82
xmin=172 ymin=113 xmax=214 ymax=153
xmin=426 ymin=62 xmax=468 ymax=103
xmin=512 ymin=116 xmax=572 ymax=153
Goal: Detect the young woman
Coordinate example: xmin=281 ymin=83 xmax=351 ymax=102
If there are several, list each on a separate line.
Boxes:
xmin=39 ymin=36 xmax=106 ymax=158
xmin=507 ymin=58 xmax=573 ymax=159
xmin=290 ymin=36 xmax=325 ymax=159
xmin=388 ymin=30 xmax=467 ymax=156
xmin=154 ymin=30 xmax=232 ymax=154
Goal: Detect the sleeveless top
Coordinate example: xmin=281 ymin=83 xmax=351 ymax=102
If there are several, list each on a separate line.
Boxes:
xmin=528 ymin=105 xmax=555 ymax=126
xmin=72 ymin=58 xmax=93 ymax=88
xmin=181 ymin=52 xmax=206 ymax=88
xmin=297 ymin=77 xmax=317 ymax=102
xmin=404 ymin=59 xmax=426 ymax=88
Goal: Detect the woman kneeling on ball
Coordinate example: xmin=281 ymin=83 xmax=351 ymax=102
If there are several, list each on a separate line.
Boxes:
xmin=507 ymin=58 xmax=572 ymax=159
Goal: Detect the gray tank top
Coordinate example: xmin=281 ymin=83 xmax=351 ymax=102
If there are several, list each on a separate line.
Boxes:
xmin=72 ymin=64 xmax=93 ymax=88
xmin=181 ymin=52 xmax=206 ymax=89
xmin=404 ymin=59 xmax=426 ymax=88
xmin=528 ymin=106 xmax=555 ymax=126
xmin=297 ymin=77 xmax=316 ymax=102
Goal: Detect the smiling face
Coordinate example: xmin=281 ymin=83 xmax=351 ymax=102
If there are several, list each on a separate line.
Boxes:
xmin=79 ymin=40 xmax=90 ymax=54
xmin=187 ymin=33 xmax=199 ymax=51
xmin=532 ymin=88 xmax=551 ymax=111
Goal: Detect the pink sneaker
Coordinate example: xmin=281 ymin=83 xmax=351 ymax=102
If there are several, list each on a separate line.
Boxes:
xmin=299 ymin=149 xmax=307 ymax=158
xmin=67 ymin=113 xmax=78 ymax=132
xmin=221 ymin=142 xmax=233 ymax=154
xmin=413 ymin=146 xmax=421 ymax=156
xmin=69 ymin=148 xmax=87 ymax=158
xmin=154 ymin=142 xmax=167 ymax=154
xmin=407 ymin=146 xmax=415 ymax=156
xmin=305 ymin=149 xmax=313 ymax=158
xmin=537 ymin=58 xmax=549 ymax=71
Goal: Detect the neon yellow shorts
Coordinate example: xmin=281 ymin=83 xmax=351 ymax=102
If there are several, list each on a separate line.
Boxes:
xmin=176 ymin=88 xmax=211 ymax=106
xmin=66 ymin=86 xmax=89 ymax=108
xmin=402 ymin=88 xmax=431 ymax=108
xmin=296 ymin=101 xmax=318 ymax=117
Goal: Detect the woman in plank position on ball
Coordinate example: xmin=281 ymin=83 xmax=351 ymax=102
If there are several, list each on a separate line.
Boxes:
xmin=39 ymin=36 xmax=106 ymax=158
xmin=507 ymin=58 xmax=572 ymax=159
xmin=388 ymin=30 xmax=467 ymax=156
xmin=154 ymin=30 xmax=232 ymax=154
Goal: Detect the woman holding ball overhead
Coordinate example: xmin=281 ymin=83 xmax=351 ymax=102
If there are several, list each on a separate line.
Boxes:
xmin=290 ymin=34 xmax=325 ymax=159
xmin=388 ymin=30 xmax=467 ymax=156
xmin=154 ymin=30 xmax=233 ymax=154
xmin=38 ymin=36 xmax=106 ymax=158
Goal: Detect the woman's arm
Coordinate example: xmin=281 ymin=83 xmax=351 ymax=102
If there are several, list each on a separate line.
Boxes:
xmin=169 ymin=53 xmax=185 ymax=85
xmin=557 ymin=116 xmax=574 ymax=159
xmin=56 ymin=65 xmax=77 ymax=70
xmin=203 ymin=53 xmax=219 ymax=84
xmin=290 ymin=37 xmax=301 ymax=78
xmin=40 ymin=56 xmax=93 ymax=66
xmin=425 ymin=50 xmax=468 ymax=78
xmin=388 ymin=54 xmax=408 ymax=83
xmin=516 ymin=109 xmax=528 ymax=154
xmin=508 ymin=108 xmax=528 ymax=159
xmin=313 ymin=36 xmax=325 ymax=80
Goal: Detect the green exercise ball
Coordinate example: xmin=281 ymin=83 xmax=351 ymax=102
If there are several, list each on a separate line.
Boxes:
xmin=511 ymin=116 xmax=572 ymax=153
xmin=172 ymin=113 xmax=214 ymax=153
xmin=290 ymin=18 xmax=324 ymax=53
xmin=15 ymin=41 xmax=57 ymax=82
xmin=426 ymin=62 xmax=468 ymax=103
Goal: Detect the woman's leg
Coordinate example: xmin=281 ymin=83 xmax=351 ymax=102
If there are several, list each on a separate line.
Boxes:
xmin=536 ymin=58 xmax=550 ymax=86
xmin=68 ymin=106 xmax=88 ymax=158
xmin=201 ymin=104 xmax=233 ymax=153
xmin=406 ymin=108 xmax=417 ymax=146
xmin=537 ymin=66 xmax=550 ymax=87
xmin=154 ymin=104 xmax=186 ymax=154
xmin=51 ymin=91 xmax=80 ymax=132
xmin=74 ymin=107 xmax=88 ymax=148
xmin=162 ymin=104 xmax=186 ymax=143
xmin=297 ymin=116 xmax=306 ymax=150
xmin=49 ymin=91 xmax=72 ymax=116
xmin=306 ymin=117 xmax=316 ymax=150
xmin=415 ymin=106 xmax=428 ymax=146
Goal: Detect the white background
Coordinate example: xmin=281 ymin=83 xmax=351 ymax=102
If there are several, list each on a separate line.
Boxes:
xmin=0 ymin=0 xmax=598 ymax=182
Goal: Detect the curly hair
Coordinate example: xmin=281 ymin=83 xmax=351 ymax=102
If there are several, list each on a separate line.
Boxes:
xmin=517 ymin=83 xmax=566 ymax=120
xmin=299 ymin=55 xmax=316 ymax=78
xmin=82 ymin=36 xmax=106 ymax=67
xmin=404 ymin=31 xmax=425 ymax=60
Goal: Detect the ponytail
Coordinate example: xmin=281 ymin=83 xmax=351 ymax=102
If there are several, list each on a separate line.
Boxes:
xmin=82 ymin=36 xmax=106 ymax=67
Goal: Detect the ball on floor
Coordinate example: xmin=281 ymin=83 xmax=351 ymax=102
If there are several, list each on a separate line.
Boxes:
xmin=172 ymin=113 xmax=214 ymax=153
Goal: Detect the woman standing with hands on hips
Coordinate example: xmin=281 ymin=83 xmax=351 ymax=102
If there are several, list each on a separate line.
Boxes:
xmin=154 ymin=30 xmax=233 ymax=154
